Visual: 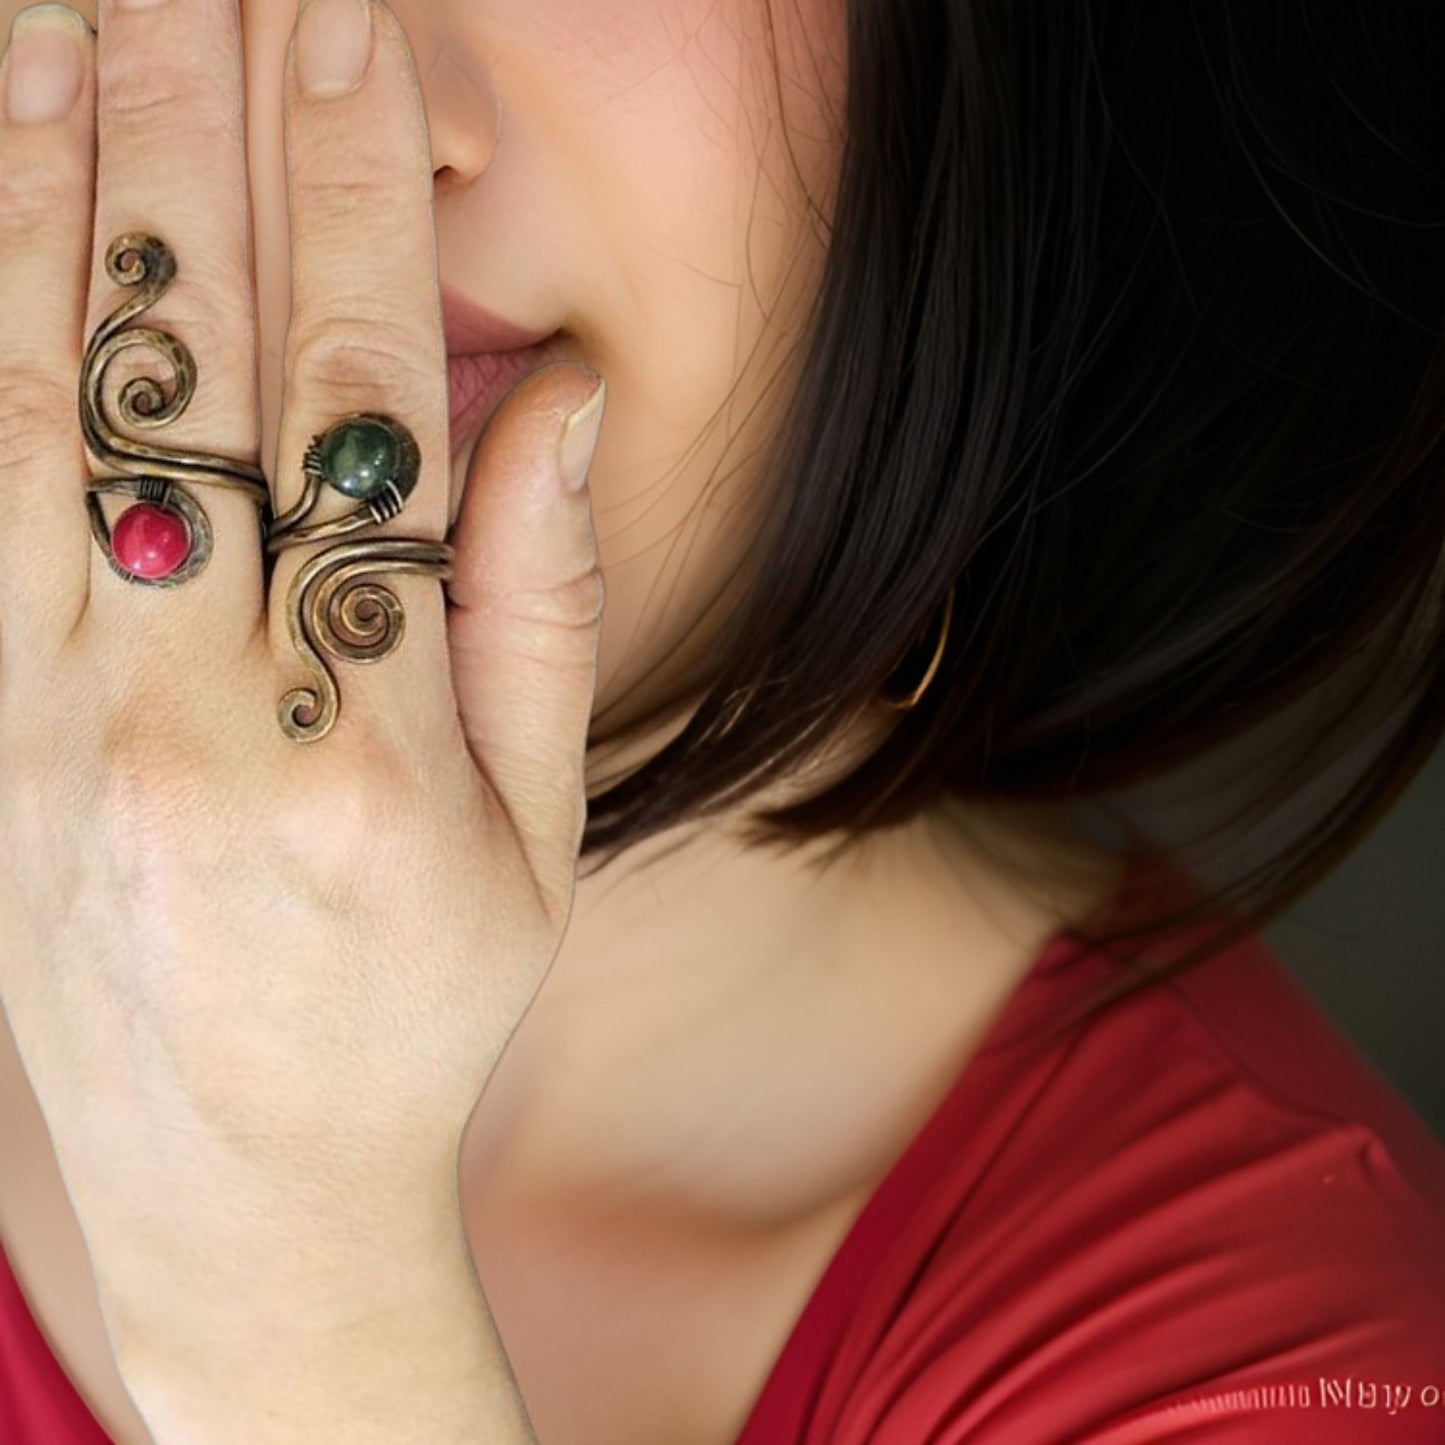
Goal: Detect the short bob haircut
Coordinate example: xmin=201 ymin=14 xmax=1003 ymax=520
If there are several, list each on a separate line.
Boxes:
xmin=578 ymin=0 xmax=1445 ymax=1031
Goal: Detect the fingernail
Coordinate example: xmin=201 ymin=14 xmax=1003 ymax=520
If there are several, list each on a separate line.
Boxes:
xmin=558 ymin=375 xmax=606 ymax=493
xmin=296 ymin=0 xmax=373 ymax=101
xmin=4 ymin=4 xmax=88 ymax=126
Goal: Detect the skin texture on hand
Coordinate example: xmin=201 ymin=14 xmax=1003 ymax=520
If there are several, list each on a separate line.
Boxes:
xmin=3 ymin=0 xmax=849 ymax=749
xmin=0 ymin=6 xmax=1139 ymax=1443
xmin=0 ymin=0 xmax=606 ymax=1433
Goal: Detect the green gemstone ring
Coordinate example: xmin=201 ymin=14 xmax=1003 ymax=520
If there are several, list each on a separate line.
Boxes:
xmin=263 ymin=411 xmax=452 ymax=745
xmin=317 ymin=414 xmax=420 ymax=503
xmin=265 ymin=412 xmax=423 ymax=549
xmin=80 ymin=226 xmax=454 ymax=746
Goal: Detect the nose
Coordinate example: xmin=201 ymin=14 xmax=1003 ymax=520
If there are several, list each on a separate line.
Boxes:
xmin=417 ymin=32 xmax=504 ymax=192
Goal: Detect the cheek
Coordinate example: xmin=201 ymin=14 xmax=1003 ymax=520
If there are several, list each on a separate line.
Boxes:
xmin=567 ymin=0 xmax=829 ymax=359
xmin=539 ymin=0 xmax=843 ymax=708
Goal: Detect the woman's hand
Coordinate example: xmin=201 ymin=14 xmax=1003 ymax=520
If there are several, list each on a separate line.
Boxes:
xmin=0 ymin=0 xmax=605 ymax=1377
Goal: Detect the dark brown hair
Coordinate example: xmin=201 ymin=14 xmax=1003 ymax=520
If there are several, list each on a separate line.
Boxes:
xmin=578 ymin=0 xmax=1445 ymax=1033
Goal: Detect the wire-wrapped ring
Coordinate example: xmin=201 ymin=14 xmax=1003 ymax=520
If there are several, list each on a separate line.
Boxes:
xmin=264 ymin=413 xmax=453 ymax=744
xmin=81 ymin=231 xmax=452 ymax=745
xmin=82 ymin=233 xmax=270 ymax=588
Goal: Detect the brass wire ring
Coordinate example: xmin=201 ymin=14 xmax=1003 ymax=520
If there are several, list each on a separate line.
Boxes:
xmin=81 ymin=232 xmax=453 ymax=745
xmin=82 ymin=233 xmax=270 ymax=588
xmin=264 ymin=415 xmax=452 ymax=744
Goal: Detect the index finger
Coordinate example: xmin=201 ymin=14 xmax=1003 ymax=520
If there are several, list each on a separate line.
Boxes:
xmin=82 ymin=0 xmax=264 ymax=637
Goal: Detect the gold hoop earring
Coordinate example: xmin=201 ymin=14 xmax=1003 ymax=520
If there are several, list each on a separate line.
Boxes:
xmin=881 ymin=582 xmax=955 ymax=711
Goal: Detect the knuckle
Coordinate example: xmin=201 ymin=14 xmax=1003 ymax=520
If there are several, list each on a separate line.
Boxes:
xmin=0 ymin=371 xmax=77 ymax=469
xmin=99 ymin=79 xmax=173 ymax=128
xmin=287 ymin=324 xmax=436 ymax=415
xmin=296 ymin=149 xmax=414 ymax=221
xmin=288 ymin=147 xmax=429 ymax=292
xmin=92 ymin=716 xmax=220 ymax=881
xmin=100 ymin=47 xmax=229 ymax=133
xmin=293 ymin=163 xmax=421 ymax=265
xmin=513 ymin=564 xmax=608 ymax=635
xmin=303 ymin=166 xmax=392 ymax=213
xmin=263 ymin=739 xmax=419 ymax=913
xmin=560 ymin=564 xmax=608 ymax=631
xmin=0 ymin=152 xmax=77 ymax=239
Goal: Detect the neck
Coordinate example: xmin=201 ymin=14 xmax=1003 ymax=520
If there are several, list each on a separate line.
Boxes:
xmin=461 ymin=697 xmax=1127 ymax=1227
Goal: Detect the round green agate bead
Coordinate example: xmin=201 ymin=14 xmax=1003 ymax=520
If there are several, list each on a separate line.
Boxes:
xmin=317 ymin=416 xmax=420 ymax=503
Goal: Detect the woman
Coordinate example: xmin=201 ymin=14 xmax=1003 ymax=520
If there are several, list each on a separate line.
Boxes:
xmin=0 ymin=0 xmax=1441 ymax=1440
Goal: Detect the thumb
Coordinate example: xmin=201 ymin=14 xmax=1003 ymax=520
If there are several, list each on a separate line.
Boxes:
xmin=444 ymin=361 xmax=608 ymax=909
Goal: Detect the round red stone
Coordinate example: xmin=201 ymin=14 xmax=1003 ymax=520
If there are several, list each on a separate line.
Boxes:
xmin=112 ymin=503 xmax=192 ymax=580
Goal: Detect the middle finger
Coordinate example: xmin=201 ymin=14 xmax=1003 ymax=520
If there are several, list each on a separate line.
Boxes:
xmin=268 ymin=0 xmax=455 ymax=747
xmin=80 ymin=0 xmax=264 ymax=652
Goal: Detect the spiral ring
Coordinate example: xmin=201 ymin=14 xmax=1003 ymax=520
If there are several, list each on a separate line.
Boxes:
xmin=82 ymin=233 xmax=270 ymax=589
xmin=82 ymin=231 xmax=452 ymax=744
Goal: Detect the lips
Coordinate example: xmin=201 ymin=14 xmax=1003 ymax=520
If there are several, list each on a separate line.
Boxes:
xmin=441 ymin=284 xmax=565 ymax=459
xmin=447 ymin=342 xmax=562 ymax=459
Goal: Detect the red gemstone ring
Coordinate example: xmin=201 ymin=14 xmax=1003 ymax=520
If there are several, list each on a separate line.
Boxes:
xmin=82 ymin=233 xmax=271 ymax=590
xmin=81 ymin=232 xmax=453 ymax=746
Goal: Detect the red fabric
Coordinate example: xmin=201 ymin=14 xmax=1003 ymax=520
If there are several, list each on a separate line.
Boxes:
xmin=0 ymin=1239 xmax=112 ymax=1443
xmin=733 ymin=858 xmax=1445 ymax=1443
xmin=3 ymin=856 xmax=1443 ymax=1443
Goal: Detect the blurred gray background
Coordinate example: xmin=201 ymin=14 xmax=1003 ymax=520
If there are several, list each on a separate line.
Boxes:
xmin=1090 ymin=686 xmax=1443 ymax=1142
xmin=1263 ymin=742 xmax=1444 ymax=1140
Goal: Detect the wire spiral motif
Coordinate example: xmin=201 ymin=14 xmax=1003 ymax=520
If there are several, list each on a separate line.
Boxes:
xmin=81 ymin=233 xmax=271 ymax=588
xmin=264 ymin=413 xmax=452 ymax=744
xmin=274 ymin=537 xmax=453 ymax=743
xmin=83 ymin=231 xmax=453 ymax=744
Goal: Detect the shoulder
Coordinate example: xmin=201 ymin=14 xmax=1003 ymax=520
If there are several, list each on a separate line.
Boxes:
xmin=811 ymin=920 xmax=1445 ymax=1442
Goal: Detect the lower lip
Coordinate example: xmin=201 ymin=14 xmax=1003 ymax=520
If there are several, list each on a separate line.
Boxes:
xmin=448 ymin=338 xmax=561 ymax=459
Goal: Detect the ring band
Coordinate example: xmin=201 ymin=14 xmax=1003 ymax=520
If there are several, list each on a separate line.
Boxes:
xmin=81 ymin=232 xmax=453 ymax=745
xmin=83 ymin=234 xmax=270 ymax=589
xmin=265 ymin=412 xmax=452 ymax=745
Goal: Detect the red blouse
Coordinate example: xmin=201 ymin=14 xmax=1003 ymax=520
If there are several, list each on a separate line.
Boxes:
xmin=4 ymin=856 xmax=1443 ymax=1443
